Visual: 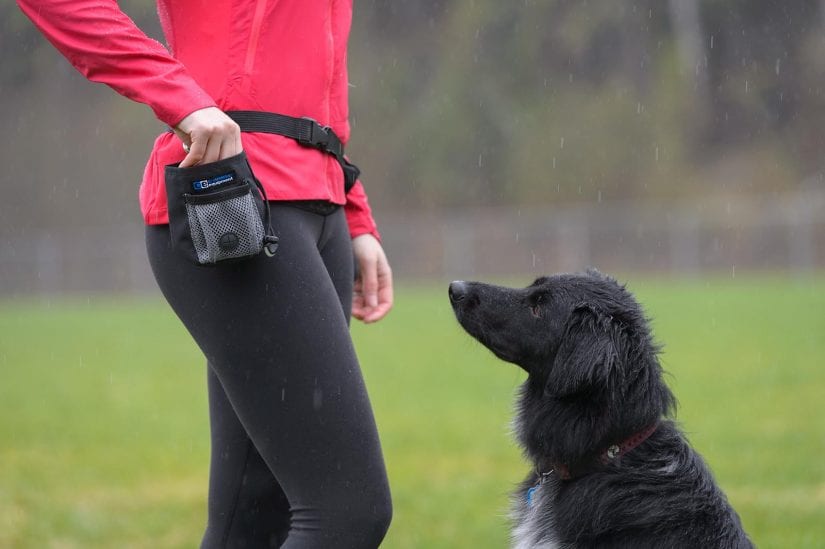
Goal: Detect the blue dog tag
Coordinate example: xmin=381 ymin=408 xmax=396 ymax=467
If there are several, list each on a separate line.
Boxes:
xmin=526 ymin=486 xmax=538 ymax=506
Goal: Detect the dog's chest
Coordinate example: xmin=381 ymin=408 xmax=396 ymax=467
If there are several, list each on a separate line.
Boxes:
xmin=511 ymin=482 xmax=560 ymax=549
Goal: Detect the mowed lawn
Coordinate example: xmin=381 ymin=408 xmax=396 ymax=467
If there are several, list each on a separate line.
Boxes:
xmin=0 ymin=275 xmax=823 ymax=548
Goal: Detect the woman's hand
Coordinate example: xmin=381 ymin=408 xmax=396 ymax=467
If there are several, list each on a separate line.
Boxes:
xmin=352 ymin=234 xmax=393 ymax=323
xmin=173 ymin=107 xmax=242 ymax=167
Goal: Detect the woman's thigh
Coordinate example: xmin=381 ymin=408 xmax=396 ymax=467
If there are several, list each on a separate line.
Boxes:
xmin=146 ymin=205 xmax=390 ymax=542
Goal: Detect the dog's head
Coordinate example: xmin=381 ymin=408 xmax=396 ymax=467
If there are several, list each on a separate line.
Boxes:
xmin=449 ymin=270 xmax=675 ymax=465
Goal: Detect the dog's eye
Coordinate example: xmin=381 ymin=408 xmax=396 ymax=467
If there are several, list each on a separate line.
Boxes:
xmin=530 ymin=294 xmax=546 ymax=318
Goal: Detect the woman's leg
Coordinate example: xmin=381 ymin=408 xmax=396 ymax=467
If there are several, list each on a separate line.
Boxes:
xmin=146 ymin=205 xmax=392 ymax=548
xmin=202 ymin=363 xmax=291 ymax=548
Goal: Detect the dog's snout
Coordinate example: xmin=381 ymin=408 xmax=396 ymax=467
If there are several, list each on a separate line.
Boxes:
xmin=449 ymin=280 xmax=469 ymax=303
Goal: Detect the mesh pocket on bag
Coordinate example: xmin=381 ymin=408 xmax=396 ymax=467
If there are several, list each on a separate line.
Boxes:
xmin=184 ymin=181 xmax=265 ymax=265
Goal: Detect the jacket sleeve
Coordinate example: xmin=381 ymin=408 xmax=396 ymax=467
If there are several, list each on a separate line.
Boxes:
xmin=343 ymin=180 xmax=381 ymax=241
xmin=17 ymin=0 xmax=216 ymax=126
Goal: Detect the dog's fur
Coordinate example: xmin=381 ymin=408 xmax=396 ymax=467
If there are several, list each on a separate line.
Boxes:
xmin=449 ymin=270 xmax=753 ymax=548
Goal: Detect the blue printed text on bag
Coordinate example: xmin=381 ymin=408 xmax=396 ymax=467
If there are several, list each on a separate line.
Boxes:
xmin=191 ymin=173 xmax=235 ymax=192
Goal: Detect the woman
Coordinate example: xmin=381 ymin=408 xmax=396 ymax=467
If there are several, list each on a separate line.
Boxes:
xmin=17 ymin=1 xmax=394 ymax=547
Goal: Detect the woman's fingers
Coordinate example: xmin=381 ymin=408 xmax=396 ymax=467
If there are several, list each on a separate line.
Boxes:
xmin=351 ymin=234 xmax=394 ymax=323
xmin=175 ymin=107 xmax=241 ymax=168
xmin=200 ymin=133 xmax=223 ymax=165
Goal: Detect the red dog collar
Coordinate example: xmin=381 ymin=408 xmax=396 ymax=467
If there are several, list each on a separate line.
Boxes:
xmin=541 ymin=422 xmax=660 ymax=481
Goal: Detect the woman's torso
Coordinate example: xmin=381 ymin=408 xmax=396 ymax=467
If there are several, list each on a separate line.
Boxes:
xmin=141 ymin=0 xmax=354 ymax=224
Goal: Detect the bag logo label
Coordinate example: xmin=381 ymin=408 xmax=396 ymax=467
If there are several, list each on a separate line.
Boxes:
xmin=192 ymin=173 xmax=235 ymax=192
xmin=218 ymin=232 xmax=241 ymax=251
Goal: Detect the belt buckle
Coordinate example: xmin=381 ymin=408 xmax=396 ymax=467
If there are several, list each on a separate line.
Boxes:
xmin=300 ymin=117 xmax=331 ymax=149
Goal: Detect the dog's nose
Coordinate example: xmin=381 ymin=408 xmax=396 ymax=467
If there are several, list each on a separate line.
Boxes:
xmin=449 ymin=280 xmax=468 ymax=303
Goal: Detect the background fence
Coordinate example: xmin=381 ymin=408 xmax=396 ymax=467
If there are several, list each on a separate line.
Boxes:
xmin=2 ymin=188 xmax=822 ymax=296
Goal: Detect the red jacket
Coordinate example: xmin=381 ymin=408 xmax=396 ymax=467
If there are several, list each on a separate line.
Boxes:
xmin=17 ymin=0 xmax=379 ymax=239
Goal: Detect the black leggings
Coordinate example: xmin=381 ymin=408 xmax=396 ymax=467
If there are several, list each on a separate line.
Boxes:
xmin=145 ymin=204 xmax=392 ymax=548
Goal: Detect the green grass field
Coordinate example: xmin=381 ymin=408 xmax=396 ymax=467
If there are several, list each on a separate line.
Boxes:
xmin=1 ymin=275 xmax=823 ymax=548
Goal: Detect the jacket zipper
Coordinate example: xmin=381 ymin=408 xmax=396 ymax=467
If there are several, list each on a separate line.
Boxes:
xmin=244 ymin=0 xmax=269 ymax=75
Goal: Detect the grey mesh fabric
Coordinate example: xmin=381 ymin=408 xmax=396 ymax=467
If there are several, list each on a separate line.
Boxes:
xmin=184 ymin=186 xmax=265 ymax=264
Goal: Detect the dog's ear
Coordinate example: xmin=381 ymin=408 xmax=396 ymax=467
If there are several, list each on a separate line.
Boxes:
xmin=585 ymin=267 xmax=619 ymax=285
xmin=546 ymin=303 xmax=621 ymax=398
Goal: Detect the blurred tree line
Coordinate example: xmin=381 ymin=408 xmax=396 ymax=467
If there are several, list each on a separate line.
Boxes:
xmin=347 ymin=0 xmax=825 ymax=209
xmin=2 ymin=0 xmax=824 ymax=233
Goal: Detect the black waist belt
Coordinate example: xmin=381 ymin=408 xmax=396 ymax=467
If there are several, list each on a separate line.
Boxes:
xmin=226 ymin=110 xmax=360 ymax=193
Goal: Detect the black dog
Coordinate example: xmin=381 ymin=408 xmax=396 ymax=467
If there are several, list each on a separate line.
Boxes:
xmin=449 ymin=270 xmax=753 ymax=548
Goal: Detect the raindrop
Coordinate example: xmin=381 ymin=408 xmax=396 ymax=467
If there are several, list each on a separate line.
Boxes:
xmin=710 ymin=35 xmax=714 ymax=49
xmin=775 ymin=59 xmax=781 ymax=76
xmin=560 ymin=137 xmax=565 ymax=149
